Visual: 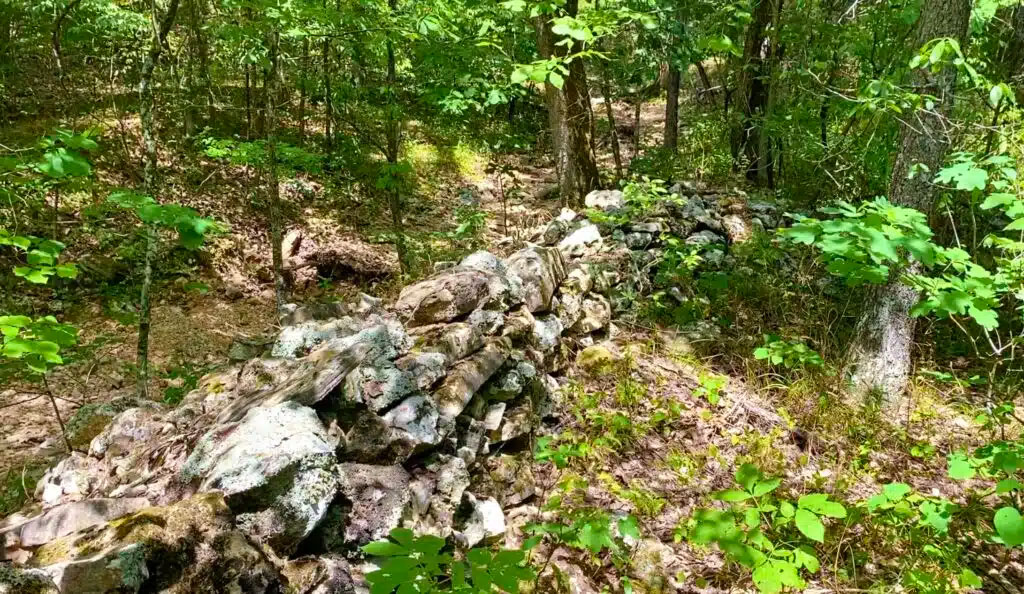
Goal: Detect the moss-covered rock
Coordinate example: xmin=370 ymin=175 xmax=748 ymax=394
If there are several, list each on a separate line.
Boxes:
xmin=29 ymin=493 xmax=283 ymax=593
xmin=64 ymin=398 xmax=137 ymax=451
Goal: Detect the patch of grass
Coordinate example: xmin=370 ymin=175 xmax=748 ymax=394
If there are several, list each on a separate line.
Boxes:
xmin=1 ymin=459 xmax=50 ymax=517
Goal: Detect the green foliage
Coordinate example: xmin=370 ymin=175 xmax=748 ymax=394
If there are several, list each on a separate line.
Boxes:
xmin=108 ymin=191 xmax=221 ymax=249
xmin=361 ymin=528 xmax=534 ymax=593
xmin=0 ymin=230 xmax=77 ymax=284
xmin=0 ymin=315 xmax=78 ymax=375
xmin=753 ymin=335 xmax=823 ymax=369
xmin=688 ymin=464 xmax=845 ymax=593
xmin=780 ymin=197 xmax=937 ymax=286
xmin=694 ymin=373 xmax=726 ymax=406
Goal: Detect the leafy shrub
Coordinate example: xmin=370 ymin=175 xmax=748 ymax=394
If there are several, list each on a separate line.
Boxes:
xmin=753 ymin=335 xmax=824 ymax=369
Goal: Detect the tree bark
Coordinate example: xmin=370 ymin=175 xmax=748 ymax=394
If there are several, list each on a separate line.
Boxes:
xmin=136 ymin=0 xmax=181 ymax=400
xmin=846 ymin=0 xmax=971 ymax=416
xmin=600 ymin=76 xmax=623 ymax=181
xmin=323 ymin=0 xmax=334 ymax=152
xmin=299 ymin=36 xmax=309 ymax=143
xmin=385 ymin=0 xmax=408 ymax=274
xmin=732 ymin=0 xmax=780 ymax=186
xmin=264 ymin=29 xmax=286 ymax=315
xmin=51 ymin=0 xmax=83 ymax=87
xmin=664 ymin=64 xmax=680 ymax=150
xmin=534 ymin=0 xmax=600 ymax=206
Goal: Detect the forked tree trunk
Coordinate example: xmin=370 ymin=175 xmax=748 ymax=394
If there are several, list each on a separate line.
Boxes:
xmin=846 ymin=0 xmax=971 ymax=416
xmin=664 ymin=64 xmax=680 ymax=150
xmin=136 ymin=0 xmax=181 ymax=400
xmin=264 ymin=29 xmax=286 ymax=315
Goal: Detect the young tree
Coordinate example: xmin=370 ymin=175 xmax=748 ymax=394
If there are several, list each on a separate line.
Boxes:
xmin=731 ymin=0 xmax=782 ymax=186
xmin=136 ymin=0 xmax=181 ymax=399
xmin=264 ymin=28 xmax=287 ymax=314
xmin=845 ymin=0 xmax=972 ymax=414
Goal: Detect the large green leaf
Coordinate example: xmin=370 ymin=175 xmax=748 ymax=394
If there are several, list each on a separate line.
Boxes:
xmin=994 ymin=507 xmax=1024 ymax=547
xmin=794 ymin=508 xmax=825 ymax=542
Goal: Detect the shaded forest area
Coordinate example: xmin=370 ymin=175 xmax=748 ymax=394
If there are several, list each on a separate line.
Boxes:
xmin=2 ymin=0 xmax=1024 ymax=592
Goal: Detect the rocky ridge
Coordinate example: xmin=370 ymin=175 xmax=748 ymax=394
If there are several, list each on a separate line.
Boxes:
xmin=0 ymin=186 xmax=777 ymax=593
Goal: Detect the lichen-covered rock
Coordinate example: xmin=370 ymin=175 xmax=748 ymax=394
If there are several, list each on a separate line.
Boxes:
xmin=553 ymin=291 xmax=583 ymax=329
xmin=0 ymin=565 xmax=57 ymax=594
xmin=344 ymin=363 xmax=415 ymax=412
xmin=571 ymin=295 xmax=611 ymax=334
xmin=29 ymin=494 xmax=282 ymax=594
xmin=576 ymin=344 xmax=618 ymax=375
xmin=530 ymin=315 xmax=563 ymax=352
xmin=455 ymin=494 xmax=505 ymax=548
xmin=584 ymin=189 xmax=625 ymax=211
xmin=558 ymin=224 xmax=603 ymax=258
xmin=64 ymin=398 xmax=138 ymax=452
xmin=433 ymin=338 xmax=511 ymax=424
xmin=685 ymin=229 xmax=725 ymax=246
xmin=336 ymin=464 xmax=411 ymax=545
xmin=404 ymin=456 xmax=470 ymax=538
xmin=722 ymin=214 xmax=752 ymax=243
xmin=179 ymin=401 xmax=337 ymax=554
xmin=1 ymin=498 xmax=150 ymax=550
xmin=282 ymin=555 xmax=355 ymax=594
xmin=501 ymin=307 xmax=536 ymax=340
xmin=35 ymin=454 xmax=99 ymax=508
xmin=383 ymin=395 xmax=442 ymax=450
xmin=394 ymin=352 xmax=448 ymax=391
xmin=505 ymin=246 xmax=567 ymax=312
xmin=395 ymin=266 xmax=519 ymax=326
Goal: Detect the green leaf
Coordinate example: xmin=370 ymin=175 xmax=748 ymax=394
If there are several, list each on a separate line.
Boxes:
xmin=882 ymin=482 xmax=912 ymax=501
xmin=793 ymin=545 xmax=820 ymax=573
xmin=735 ymin=464 xmax=762 ymax=491
xmin=779 ymin=501 xmax=795 ymax=518
xmin=794 ymin=508 xmax=825 ymax=542
xmin=996 ymin=479 xmax=1023 ymax=494
xmin=361 ymin=540 xmax=408 ymax=557
xmin=753 ymin=478 xmax=782 ymax=497
xmin=994 ymin=506 xmax=1024 ymax=547
xmin=960 ymin=568 xmax=983 ymax=588
xmin=618 ymin=515 xmax=641 ymax=541
xmin=948 ymin=453 xmax=976 ymax=479
xmin=715 ymin=489 xmax=752 ymax=502
xmin=548 ymin=71 xmax=564 ymax=89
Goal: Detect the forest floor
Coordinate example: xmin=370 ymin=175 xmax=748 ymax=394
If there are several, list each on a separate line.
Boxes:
xmin=1 ymin=93 xmax=1006 ymax=591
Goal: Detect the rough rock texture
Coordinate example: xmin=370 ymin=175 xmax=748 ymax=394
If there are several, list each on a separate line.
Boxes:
xmin=9 ymin=185 xmax=777 ymax=592
xmin=179 ymin=401 xmax=338 ymax=554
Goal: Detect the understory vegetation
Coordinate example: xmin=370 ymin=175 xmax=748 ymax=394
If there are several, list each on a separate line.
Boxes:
xmin=2 ymin=0 xmax=1024 ymax=591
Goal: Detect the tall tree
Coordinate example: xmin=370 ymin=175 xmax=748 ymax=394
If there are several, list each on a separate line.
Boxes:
xmin=664 ymin=63 xmax=680 ymax=150
xmin=732 ymin=0 xmax=782 ymax=186
xmin=535 ymin=0 xmax=601 ymax=205
xmin=264 ymin=28 xmax=286 ymax=314
xmin=136 ymin=0 xmax=181 ymax=399
xmin=846 ymin=0 xmax=971 ymax=414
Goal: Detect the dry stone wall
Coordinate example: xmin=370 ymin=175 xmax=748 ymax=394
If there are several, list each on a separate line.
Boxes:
xmin=0 ymin=186 xmax=778 ymax=593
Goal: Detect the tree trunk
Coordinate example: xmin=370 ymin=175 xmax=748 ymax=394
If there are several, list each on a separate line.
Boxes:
xmin=51 ymin=0 xmax=83 ymax=87
xmin=323 ymin=0 xmax=333 ymax=152
xmin=1007 ymin=6 xmax=1024 ymax=81
xmin=245 ymin=64 xmax=252 ymax=139
xmin=534 ymin=0 xmax=600 ymax=206
xmin=664 ymin=64 xmax=680 ymax=150
xmin=633 ymin=93 xmax=643 ymax=155
xmin=600 ymin=76 xmax=623 ymax=181
xmin=385 ymin=0 xmax=408 ymax=274
xmin=299 ymin=36 xmax=309 ymax=143
xmin=846 ymin=0 xmax=971 ymax=416
xmin=136 ymin=0 xmax=181 ymax=400
xmin=264 ymin=30 xmax=286 ymax=315
xmin=733 ymin=0 xmax=780 ymax=186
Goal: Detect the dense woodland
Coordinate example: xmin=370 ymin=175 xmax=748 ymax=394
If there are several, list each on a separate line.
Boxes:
xmin=2 ymin=0 xmax=1024 ymax=592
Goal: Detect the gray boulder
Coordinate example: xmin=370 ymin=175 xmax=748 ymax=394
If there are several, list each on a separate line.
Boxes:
xmin=584 ymin=189 xmax=625 ymax=211
xmin=395 ymin=265 xmax=521 ymax=326
xmin=571 ymin=295 xmax=611 ymax=334
xmin=455 ymin=494 xmax=506 ymax=548
xmin=505 ymin=246 xmax=567 ymax=312
xmin=433 ymin=338 xmax=511 ymax=424
xmin=179 ymin=401 xmax=338 ymax=554
xmin=558 ymin=224 xmax=603 ymax=258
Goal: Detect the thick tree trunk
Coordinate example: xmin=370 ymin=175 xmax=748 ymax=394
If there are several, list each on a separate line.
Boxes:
xmin=846 ymin=0 xmax=971 ymax=415
xmin=534 ymin=0 xmax=600 ymax=206
xmin=136 ymin=0 xmax=181 ymax=400
xmin=264 ymin=29 xmax=286 ymax=315
xmin=664 ymin=64 xmax=680 ymax=150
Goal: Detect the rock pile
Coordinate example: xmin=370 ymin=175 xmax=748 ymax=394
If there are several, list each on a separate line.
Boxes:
xmin=0 ymin=186 xmax=778 ymax=593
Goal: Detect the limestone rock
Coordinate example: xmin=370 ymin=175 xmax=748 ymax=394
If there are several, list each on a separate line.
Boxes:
xmin=455 ymin=494 xmax=505 ymax=548
xmin=0 ymin=565 xmax=57 ymax=594
xmin=344 ymin=363 xmax=415 ymax=412
xmin=558 ymin=224 xmax=603 ymax=258
xmin=571 ymin=295 xmax=611 ymax=334
xmin=584 ymin=189 xmax=625 ymax=211
xmin=685 ymin=230 xmax=726 ymax=246
xmin=411 ymin=323 xmax=483 ymax=364
xmin=336 ymin=464 xmax=411 ymax=545
xmin=383 ymin=395 xmax=442 ymax=450
xmin=576 ymin=344 xmax=619 ymax=375
xmin=404 ymin=456 xmax=470 ymax=538
xmin=63 ymin=398 xmax=137 ymax=451
xmin=530 ymin=315 xmax=563 ymax=352
xmin=395 ymin=265 xmax=520 ymax=326
xmin=179 ymin=402 xmax=337 ymax=554
xmin=722 ymin=214 xmax=752 ymax=243
xmin=505 ymin=246 xmax=567 ymax=312
xmin=394 ymin=352 xmax=448 ymax=391
xmin=501 ymin=307 xmax=536 ymax=340
xmin=433 ymin=338 xmax=511 ymax=423
xmin=29 ymin=494 xmax=282 ymax=594
xmin=1 ymin=498 xmax=149 ymax=550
